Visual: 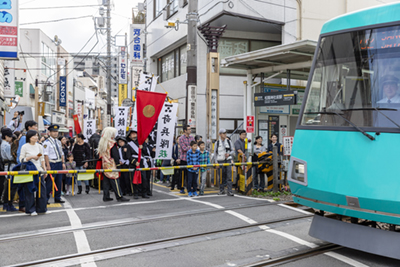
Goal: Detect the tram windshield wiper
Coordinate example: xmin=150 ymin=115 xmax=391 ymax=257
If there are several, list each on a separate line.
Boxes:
xmin=304 ymin=109 xmax=375 ymax=141
xmin=341 ymin=107 xmax=400 ymax=130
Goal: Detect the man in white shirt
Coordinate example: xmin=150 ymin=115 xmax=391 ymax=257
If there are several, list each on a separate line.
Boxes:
xmin=378 ymin=75 xmax=400 ymax=103
xmin=43 ymin=124 xmax=65 ymax=204
xmin=213 ymin=128 xmax=235 ymax=196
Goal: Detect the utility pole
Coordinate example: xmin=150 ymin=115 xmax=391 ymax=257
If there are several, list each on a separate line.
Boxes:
xmin=186 ymin=0 xmax=198 ymax=126
xmin=106 ymin=0 xmax=112 ymax=123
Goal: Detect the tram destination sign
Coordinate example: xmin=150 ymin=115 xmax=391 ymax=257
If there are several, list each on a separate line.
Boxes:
xmin=254 ymin=91 xmax=297 ymax=107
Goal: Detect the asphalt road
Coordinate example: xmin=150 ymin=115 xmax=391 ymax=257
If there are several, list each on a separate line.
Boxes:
xmin=0 ymin=182 xmax=399 ymax=267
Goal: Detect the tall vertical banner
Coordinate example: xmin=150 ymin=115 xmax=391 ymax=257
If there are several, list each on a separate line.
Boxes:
xmin=114 ymin=106 xmax=129 ymax=136
xmin=156 ymin=103 xmax=178 ymax=159
xmin=187 ymin=85 xmax=196 ymax=127
xmin=118 ymin=84 xmax=127 ymax=106
xmin=4 ymin=60 xmax=14 ymax=97
xmin=83 ymin=119 xmax=96 ymax=142
xmin=130 ymin=24 xmax=144 ymax=65
xmin=59 ymin=76 xmax=66 ymax=107
xmin=119 ymin=46 xmax=127 ymax=84
xmin=130 ymin=104 xmax=137 ymax=130
xmin=138 ymin=73 xmax=157 ymax=92
xmin=0 ymin=0 xmax=19 ymax=59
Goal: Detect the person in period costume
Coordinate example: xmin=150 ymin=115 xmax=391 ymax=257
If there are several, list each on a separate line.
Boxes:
xmin=116 ymin=136 xmax=131 ymax=196
xmin=126 ymin=129 xmax=149 ymax=199
xmin=96 ymin=127 xmax=129 ymax=202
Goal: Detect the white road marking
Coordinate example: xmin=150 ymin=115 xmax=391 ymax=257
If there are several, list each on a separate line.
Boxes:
xmin=185 ymin=198 xmax=225 ymax=209
xmin=225 ymin=210 xmax=258 ymax=224
xmin=278 ymin=203 xmax=314 ymax=215
xmin=0 ymin=198 xmax=185 ymax=218
xmin=324 ymin=252 xmax=370 ymax=267
xmin=64 ymin=199 xmax=97 ymax=267
xmin=220 ymin=204 xmax=367 ymax=267
xmin=234 ymin=194 xmax=275 ymax=202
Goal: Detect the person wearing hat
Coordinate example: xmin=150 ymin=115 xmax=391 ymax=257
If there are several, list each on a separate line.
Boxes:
xmin=213 ymin=128 xmax=235 ymax=196
xmin=378 ymin=75 xmax=400 ymax=103
xmin=71 ymin=133 xmax=92 ymax=194
xmin=43 ymin=124 xmax=65 ymax=203
xmin=126 ymin=129 xmax=148 ymax=199
xmin=116 ymin=135 xmax=132 ymax=196
xmin=1 ymin=128 xmax=18 ymax=211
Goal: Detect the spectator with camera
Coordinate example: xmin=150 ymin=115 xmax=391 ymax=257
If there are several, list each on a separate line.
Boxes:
xmin=214 ymin=128 xmax=235 ymax=196
xmin=7 ymin=111 xmax=24 ymax=133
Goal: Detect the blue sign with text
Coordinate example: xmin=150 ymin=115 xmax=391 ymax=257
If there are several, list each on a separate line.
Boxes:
xmin=59 ymin=76 xmax=66 ymax=107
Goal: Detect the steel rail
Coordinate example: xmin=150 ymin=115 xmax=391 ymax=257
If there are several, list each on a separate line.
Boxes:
xmin=0 ymin=161 xmax=270 ymax=176
xmin=8 ymin=214 xmax=313 ymax=267
xmin=0 ymin=201 xmax=293 ymax=243
xmin=243 ymin=243 xmax=341 ymax=266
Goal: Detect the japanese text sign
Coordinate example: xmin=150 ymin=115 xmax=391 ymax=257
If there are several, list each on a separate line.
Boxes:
xmin=114 ymin=106 xmax=129 ymax=137
xmin=119 ymin=46 xmax=127 ymax=84
xmin=0 ymin=0 xmax=18 ymax=59
xmin=246 ymin=115 xmax=254 ymax=133
xmin=84 ymin=119 xmax=96 ymax=142
xmin=282 ymin=136 xmax=294 ymax=156
xmin=156 ymin=103 xmax=178 ymax=160
xmin=4 ymin=60 xmax=14 ymax=97
xmin=138 ymin=73 xmax=157 ymax=92
xmin=130 ymin=24 xmax=144 ymax=64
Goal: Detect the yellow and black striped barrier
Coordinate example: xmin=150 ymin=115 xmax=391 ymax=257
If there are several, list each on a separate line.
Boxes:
xmin=0 ymin=162 xmax=268 ymax=176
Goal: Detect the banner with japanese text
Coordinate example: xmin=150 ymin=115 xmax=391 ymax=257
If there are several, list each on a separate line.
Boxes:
xmin=156 ymin=103 xmax=178 ymax=160
xmin=114 ymin=106 xmax=129 ymax=137
xmin=138 ymin=73 xmax=157 ymax=92
xmin=83 ymin=119 xmax=96 ymax=142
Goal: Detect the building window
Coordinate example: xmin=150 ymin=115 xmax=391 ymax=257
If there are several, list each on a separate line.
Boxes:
xmin=218 ymin=38 xmax=280 ymax=74
xmin=158 ymin=44 xmax=187 ymax=82
xmin=154 ymin=0 xmax=163 ymax=19
xmin=180 ymin=45 xmax=187 ymax=76
xmin=41 ymin=42 xmax=56 ymax=78
xmin=167 ymin=0 xmax=178 ymax=18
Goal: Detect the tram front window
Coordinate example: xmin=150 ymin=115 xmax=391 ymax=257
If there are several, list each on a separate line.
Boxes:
xmin=301 ymin=25 xmax=400 ymax=129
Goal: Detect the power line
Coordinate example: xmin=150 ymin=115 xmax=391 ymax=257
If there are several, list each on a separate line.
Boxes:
xmin=20 ymin=4 xmax=101 ymax=10
xmin=21 ymin=15 xmax=93 ymax=26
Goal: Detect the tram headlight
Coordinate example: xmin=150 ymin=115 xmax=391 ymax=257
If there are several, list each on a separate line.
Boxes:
xmin=295 ymin=163 xmax=305 ymax=174
xmin=289 ymin=158 xmax=307 ymax=185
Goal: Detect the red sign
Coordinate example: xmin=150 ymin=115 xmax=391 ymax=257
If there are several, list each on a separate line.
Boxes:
xmin=246 ymin=115 xmax=254 ymax=133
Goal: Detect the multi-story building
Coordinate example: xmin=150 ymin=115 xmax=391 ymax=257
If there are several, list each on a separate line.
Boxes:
xmin=7 ymin=28 xmax=75 ymax=133
xmin=72 ymin=54 xmax=119 ymax=98
xmin=145 ymin=0 xmax=295 ymax=139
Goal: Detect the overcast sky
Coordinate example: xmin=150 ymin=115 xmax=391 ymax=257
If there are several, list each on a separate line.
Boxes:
xmin=19 ymin=0 xmax=140 ymax=54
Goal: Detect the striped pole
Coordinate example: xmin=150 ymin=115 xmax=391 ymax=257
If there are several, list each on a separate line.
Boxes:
xmin=38 ymin=177 xmax=41 ymax=198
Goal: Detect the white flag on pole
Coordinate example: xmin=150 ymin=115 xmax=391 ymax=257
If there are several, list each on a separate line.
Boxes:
xmin=156 ymin=103 xmax=178 ymax=160
xmin=138 ymin=73 xmax=158 ymax=92
xmin=83 ymin=119 xmax=96 ymax=142
xmin=114 ymin=107 xmax=129 ymax=137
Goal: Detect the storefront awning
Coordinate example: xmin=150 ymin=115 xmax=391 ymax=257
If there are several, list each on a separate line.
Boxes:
xmin=221 ymin=39 xmax=317 ymax=80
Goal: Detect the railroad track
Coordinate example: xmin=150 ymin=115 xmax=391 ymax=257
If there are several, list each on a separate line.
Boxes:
xmin=7 ymin=213 xmax=314 ymax=267
xmin=0 ymin=201 xmax=310 ymax=244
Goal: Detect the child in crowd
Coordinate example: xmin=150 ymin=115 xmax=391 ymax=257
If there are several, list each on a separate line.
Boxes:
xmin=65 ymin=153 xmax=76 ymax=196
xmin=198 ymin=141 xmax=210 ymax=195
xmin=186 ymin=141 xmax=200 ymax=197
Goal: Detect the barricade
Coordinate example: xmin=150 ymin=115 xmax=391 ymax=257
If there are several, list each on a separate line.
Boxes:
xmin=1 ymin=161 xmax=284 ymax=201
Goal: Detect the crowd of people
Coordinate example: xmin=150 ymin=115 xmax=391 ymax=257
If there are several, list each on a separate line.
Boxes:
xmin=0 ymin=117 xmax=282 ymax=216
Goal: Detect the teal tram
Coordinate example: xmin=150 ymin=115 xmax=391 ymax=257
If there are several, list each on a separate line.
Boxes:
xmin=288 ymin=3 xmax=400 ymax=259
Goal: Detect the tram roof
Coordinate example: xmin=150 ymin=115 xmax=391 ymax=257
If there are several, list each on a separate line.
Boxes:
xmin=221 ymin=39 xmax=317 ymax=81
xmin=321 ymin=2 xmax=400 ymax=35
